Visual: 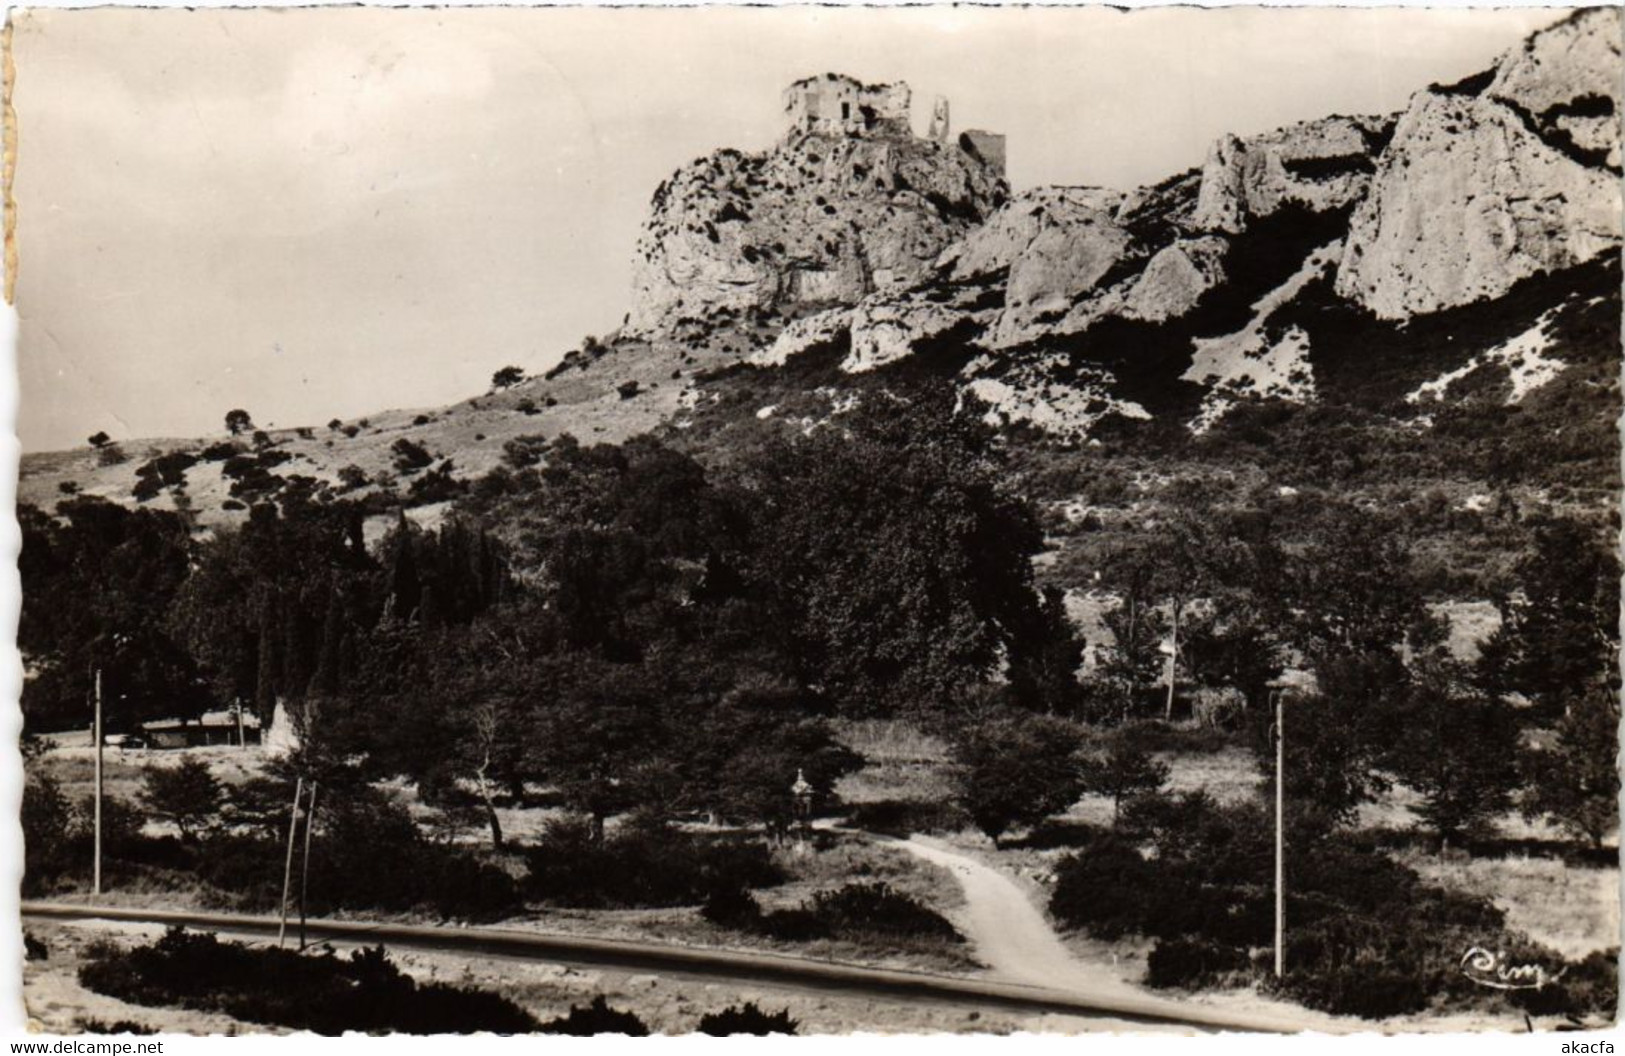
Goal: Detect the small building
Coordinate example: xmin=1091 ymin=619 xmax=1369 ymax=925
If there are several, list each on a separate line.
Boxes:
xmin=142 ymin=708 xmax=261 ymax=749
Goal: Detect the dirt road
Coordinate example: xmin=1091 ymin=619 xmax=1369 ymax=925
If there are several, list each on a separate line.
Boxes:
xmin=890 ymin=834 xmax=1140 ymax=995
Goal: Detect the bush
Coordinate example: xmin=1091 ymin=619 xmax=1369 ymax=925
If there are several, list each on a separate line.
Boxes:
xmin=24 ymin=931 xmax=48 ymax=961
xmin=526 ymin=816 xmax=784 ymax=909
xmin=540 ymin=996 xmax=648 ymax=1036
xmin=700 ymin=884 xmax=762 ymax=929
xmin=80 ymin=928 xmax=537 ymax=1034
xmin=74 ymin=1018 xmax=155 ymax=1035
xmin=391 ymin=438 xmax=434 ymax=473
xmin=1049 ymin=835 xmax=1160 ymax=940
xmin=844 ymin=798 xmax=968 ymax=837
xmin=697 ymin=1002 xmax=799 ymax=1035
xmin=23 ymin=772 xmax=76 ymax=893
xmin=806 ymin=882 xmax=960 ymax=942
xmin=1146 ymin=937 xmax=1250 ymax=990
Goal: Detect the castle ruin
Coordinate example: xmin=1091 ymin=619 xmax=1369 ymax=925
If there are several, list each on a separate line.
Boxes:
xmin=782 ymin=74 xmax=1006 ymax=177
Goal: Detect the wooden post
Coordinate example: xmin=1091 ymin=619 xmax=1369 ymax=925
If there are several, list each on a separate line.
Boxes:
xmin=278 ymin=776 xmax=304 ymax=948
xmin=92 ymin=668 xmax=103 ymax=897
xmin=235 ymin=700 xmax=246 ymax=749
xmin=298 ymin=782 xmax=318 ymax=950
xmin=1274 ymin=689 xmax=1285 ymax=978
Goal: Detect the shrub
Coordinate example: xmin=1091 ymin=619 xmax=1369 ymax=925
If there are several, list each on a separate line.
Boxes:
xmin=80 ymin=928 xmax=538 ymax=1034
xmin=1049 ymin=835 xmax=1159 ymax=940
xmin=200 ymin=441 xmax=242 ymax=462
xmin=540 ymin=996 xmax=648 ymax=1036
xmin=700 ymin=884 xmax=762 ymax=929
xmin=97 ymin=444 xmax=128 ymax=467
xmin=527 ymin=816 xmax=783 ymax=909
xmin=24 ymin=931 xmax=48 ymax=961
xmin=74 ymin=1019 xmax=155 ymax=1035
xmin=23 ymin=772 xmax=76 ymax=892
xmin=1146 ymin=937 xmax=1250 ymax=990
xmin=806 ymin=882 xmax=960 ymax=942
xmin=391 ymin=438 xmax=433 ymax=473
xmin=697 ymin=1003 xmax=799 ymax=1035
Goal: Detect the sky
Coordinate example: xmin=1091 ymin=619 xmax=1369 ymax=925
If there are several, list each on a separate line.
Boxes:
xmin=10 ymin=4 xmax=1569 ymax=452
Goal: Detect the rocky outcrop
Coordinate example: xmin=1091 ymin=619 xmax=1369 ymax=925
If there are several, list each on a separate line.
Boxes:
xmin=1119 ymin=236 xmax=1228 ymax=323
xmin=1336 ymin=9 xmax=1622 ymax=319
xmin=1487 ymin=8 xmax=1622 ymax=168
xmin=1190 ymin=115 xmax=1392 ymax=234
xmin=626 ymin=78 xmax=1007 ymax=338
xmin=934 ymin=187 xmax=1132 ymax=347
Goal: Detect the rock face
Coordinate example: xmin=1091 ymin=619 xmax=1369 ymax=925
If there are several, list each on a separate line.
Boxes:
xmin=940 ymin=187 xmax=1130 ymax=346
xmin=1336 ymin=9 xmax=1622 ymax=319
xmin=1191 ymin=115 xmax=1392 ymax=234
xmin=638 ymin=13 xmax=1620 ymax=444
xmin=626 ymin=76 xmax=1007 ymax=338
xmin=1119 ymin=236 xmax=1228 ymax=323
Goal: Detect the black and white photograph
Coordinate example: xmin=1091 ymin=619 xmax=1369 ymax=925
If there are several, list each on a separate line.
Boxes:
xmin=7 ymin=2 xmax=1623 ymax=1037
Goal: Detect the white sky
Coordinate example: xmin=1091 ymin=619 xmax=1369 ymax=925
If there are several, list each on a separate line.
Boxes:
xmin=10 ymin=4 xmax=1568 ymax=451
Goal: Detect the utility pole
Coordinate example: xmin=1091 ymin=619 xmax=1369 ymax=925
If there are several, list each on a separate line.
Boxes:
xmin=1273 ymin=687 xmax=1285 ymax=978
xmin=92 ymin=668 xmax=103 ymax=897
xmin=278 ymin=776 xmax=304 ymax=948
xmin=298 ymin=782 xmax=318 ymax=950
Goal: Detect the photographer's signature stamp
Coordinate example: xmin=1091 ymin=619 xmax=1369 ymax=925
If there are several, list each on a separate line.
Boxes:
xmin=1459 ymin=946 xmax=1567 ymax=991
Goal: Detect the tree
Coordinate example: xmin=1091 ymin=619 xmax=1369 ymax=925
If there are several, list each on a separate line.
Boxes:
xmin=490 ymin=366 xmax=526 ymax=391
xmin=1384 ymin=662 xmax=1522 ymax=846
xmin=140 ymin=758 xmax=223 ymax=842
xmin=1282 ymin=505 xmax=1423 ymax=665
xmin=1259 ymin=652 xmax=1403 ymax=832
xmin=18 ymin=498 xmax=209 ymax=733
xmin=225 ymin=409 xmax=254 ymax=436
xmin=1480 ymin=517 xmax=1621 ymax=722
xmin=746 ymin=386 xmax=1046 ymax=717
xmin=949 ymin=713 xmax=1086 ymax=844
xmin=1522 ymin=691 xmax=1620 ymax=849
xmin=1081 ymin=740 xmax=1170 ymax=825
xmin=87 ymin=431 xmax=111 ymax=449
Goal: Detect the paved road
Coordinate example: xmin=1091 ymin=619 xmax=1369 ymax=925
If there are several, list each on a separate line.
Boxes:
xmin=23 ymin=901 xmax=1301 ymax=1033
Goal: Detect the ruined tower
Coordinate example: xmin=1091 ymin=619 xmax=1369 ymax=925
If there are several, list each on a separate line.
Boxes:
xmin=928 ymin=96 xmax=951 ymax=143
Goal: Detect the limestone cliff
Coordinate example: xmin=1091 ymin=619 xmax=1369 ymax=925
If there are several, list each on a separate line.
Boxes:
xmin=1336 ymin=8 xmax=1622 ymax=319
xmin=625 ymin=75 xmax=1007 ymax=338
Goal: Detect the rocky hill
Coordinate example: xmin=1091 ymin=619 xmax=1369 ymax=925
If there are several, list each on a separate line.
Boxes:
xmin=20 ymin=10 xmax=1622 ymax=527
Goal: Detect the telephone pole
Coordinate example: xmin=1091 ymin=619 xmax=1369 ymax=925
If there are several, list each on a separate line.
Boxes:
xmin=278 ymin=776 xmax=304 ymax=947
xmin=298 ymin=782 xmax=318 ymax=950
xmin=92 ymin=668 xmax=103 ymax=897
xmin=1273 ymin=687 xmax=1285 ymax=978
